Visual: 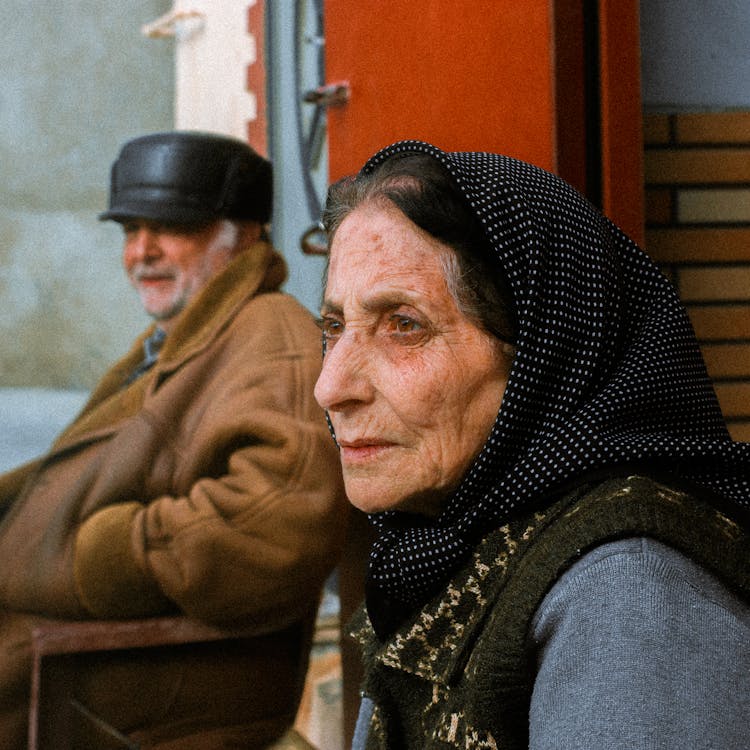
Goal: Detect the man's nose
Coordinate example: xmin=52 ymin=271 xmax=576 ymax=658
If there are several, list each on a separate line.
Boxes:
xmin=124 ymin=227 xmax=161 ymax=264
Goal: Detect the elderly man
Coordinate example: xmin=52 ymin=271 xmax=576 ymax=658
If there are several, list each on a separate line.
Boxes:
xmin=0 ymin=132 xmax=347 ymax=748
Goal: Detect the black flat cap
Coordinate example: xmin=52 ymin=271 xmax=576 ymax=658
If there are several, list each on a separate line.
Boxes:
xmin=100 ymin=131 xmax=273 ymax=225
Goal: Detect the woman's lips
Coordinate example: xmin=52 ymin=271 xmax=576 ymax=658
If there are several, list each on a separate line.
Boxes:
xmin=338 ymin=439 xmax=395 ymax=464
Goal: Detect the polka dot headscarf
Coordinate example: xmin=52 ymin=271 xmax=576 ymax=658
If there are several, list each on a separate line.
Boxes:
xmin=353 ymin=140 xmax=750 ymax=634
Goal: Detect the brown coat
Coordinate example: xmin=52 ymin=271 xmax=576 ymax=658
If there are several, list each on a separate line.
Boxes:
xmin=0 ymin=242 xmax=347 ymax=748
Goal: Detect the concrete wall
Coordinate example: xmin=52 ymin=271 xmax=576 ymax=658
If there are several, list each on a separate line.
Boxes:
xmin=640 ymin=0 xmax=750 ymax=110
xmin=1 ymin=2 xmax=174 ymax=389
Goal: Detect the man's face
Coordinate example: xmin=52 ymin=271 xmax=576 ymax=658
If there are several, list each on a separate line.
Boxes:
xmin=122 ymin=218 xmax=250 ymax=330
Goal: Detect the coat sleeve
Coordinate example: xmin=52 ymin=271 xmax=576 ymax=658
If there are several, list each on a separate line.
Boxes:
xmin=0 ymin=460 xmax=40 ymax=518
xmin=73 ymin=295 xmax=348 ymax=628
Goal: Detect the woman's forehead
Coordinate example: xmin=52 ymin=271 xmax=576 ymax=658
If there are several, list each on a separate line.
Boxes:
xmin=328 ymin=202 xmax=450 ymax=271
xmin=324 ymin=204 xmax=454 ymax=310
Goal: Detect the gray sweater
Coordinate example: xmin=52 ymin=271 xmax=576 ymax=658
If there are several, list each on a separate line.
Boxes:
xmin=354 ymin=537 xmax=750 ymax=749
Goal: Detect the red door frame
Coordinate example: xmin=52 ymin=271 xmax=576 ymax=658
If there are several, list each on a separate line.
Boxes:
xmin=323 ymin=0 xmax=643 ymax=243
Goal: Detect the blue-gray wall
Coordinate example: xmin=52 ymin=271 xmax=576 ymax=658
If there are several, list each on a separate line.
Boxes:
xmin=640 ymin=0 xmax=750 ymax=111
xmin=267 ymin=1 xmax=329 ymax=315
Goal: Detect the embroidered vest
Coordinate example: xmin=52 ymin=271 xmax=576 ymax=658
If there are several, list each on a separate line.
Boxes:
xmin=351 ymin=475 xmax=750 ymax=749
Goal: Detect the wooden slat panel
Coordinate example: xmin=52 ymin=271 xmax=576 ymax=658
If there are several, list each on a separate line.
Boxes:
xmin=643 ymin=114 xmax=671 ymax=145
xmin=675 ymin=112 xmax=750 ymax=145
xmin=644 ymin=187 xmax=673 ymax=224
xmin=702 ymin=343 xmax=750 ymax=379
xmin=677 ymin=188 xmax=750 ymax=224
xmin=727 ymin=421 xmax=750 ymax=441
xmin=646 ymin=228 xmax=750 ymax=263
xmin=645 ymin=149 xmax=750 ymax=185
xmin=687 ymin=304 xmax=750 ymax=340
xmin=715 ymin=382 xmax=750 ymax=418
xmin=680 ymin=266 xmax=750 ymax=302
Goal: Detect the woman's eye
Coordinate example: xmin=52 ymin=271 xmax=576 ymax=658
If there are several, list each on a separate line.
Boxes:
xmin=389 ymin=315 xmax=423 ymax=335
xmin=318 ymin=317 xmax=344 ymax=348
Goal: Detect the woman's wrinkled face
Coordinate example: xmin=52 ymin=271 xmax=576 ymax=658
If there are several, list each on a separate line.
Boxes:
xmin=314 ymin=201 xmax=511 ymax=517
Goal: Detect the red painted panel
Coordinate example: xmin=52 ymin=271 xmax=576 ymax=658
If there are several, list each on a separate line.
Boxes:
xmin=599 ymin=0 xmax=644 ymax=244
xmin=323 ymin=0 xmax=643 ymax=239
xmin=323 ymin=0 xmax=557 ymax=181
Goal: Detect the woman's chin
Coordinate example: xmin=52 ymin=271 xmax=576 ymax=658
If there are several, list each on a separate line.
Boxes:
xmin=345 ymin=481 xmax=444 ymax=518
xmin=346 ymin=492 xmax=394 ymax=515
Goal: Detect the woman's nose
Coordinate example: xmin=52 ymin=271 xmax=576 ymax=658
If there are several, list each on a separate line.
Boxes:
xmin=314 ymin=332 xmax=373 ymax=412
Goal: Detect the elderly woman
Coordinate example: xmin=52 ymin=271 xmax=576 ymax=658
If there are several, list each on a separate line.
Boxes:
xmin=314 ymin=141 xmax=750 ymax=749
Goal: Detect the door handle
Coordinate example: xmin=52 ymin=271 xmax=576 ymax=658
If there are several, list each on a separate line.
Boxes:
xmin=303 ymin=82 xmax=350 ymax=108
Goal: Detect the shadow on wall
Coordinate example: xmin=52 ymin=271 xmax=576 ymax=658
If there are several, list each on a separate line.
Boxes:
xmin=0 ymin=388 xmax=88 ymax=472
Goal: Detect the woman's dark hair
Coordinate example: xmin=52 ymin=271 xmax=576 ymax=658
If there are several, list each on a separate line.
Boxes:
xmin=322 ymin=152 xmax=516 ymax=343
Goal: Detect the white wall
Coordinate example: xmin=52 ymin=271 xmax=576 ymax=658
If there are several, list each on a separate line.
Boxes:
xmin=0 ymin=388 xmax=88 ymax=471
xmin=162 ymin=0 xmax=329 ymax=314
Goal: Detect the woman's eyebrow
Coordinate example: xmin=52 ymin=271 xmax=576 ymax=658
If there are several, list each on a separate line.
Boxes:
xmin=320 ymin=290 xmax=434 ymax=328
xmin=362 ymin=292 xmax=416 ymax=313
xmin=319 ymin=300 xmax=343 ymax=317
xmin=321 ymin=290 xmax=427 ymax=320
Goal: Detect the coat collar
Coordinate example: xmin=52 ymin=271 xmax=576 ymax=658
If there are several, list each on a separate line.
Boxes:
xmin=155 ymin=241 xmax=286 ymax=378
xmin=50 ymin=242 xmax=286 ymax=452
